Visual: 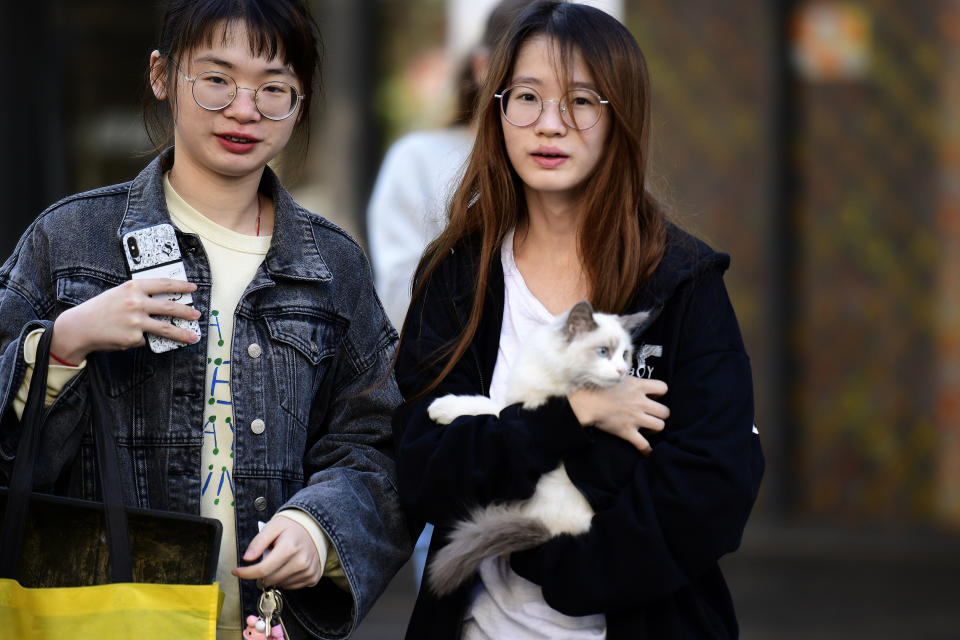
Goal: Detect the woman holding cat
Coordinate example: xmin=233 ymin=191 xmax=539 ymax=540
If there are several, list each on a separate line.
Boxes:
xmin=392 ymin=1 xmax=765 ymax=638
xmin=0 ymin=0 xmax=411 ymax=636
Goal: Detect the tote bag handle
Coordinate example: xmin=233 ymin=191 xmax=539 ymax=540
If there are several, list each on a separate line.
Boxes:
xmin=0 ymin=327 xmax=133 ymax=583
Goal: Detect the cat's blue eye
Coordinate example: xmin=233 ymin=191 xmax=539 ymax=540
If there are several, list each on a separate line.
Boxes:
xmin=596 ymin=346 xmax=609 ymax=357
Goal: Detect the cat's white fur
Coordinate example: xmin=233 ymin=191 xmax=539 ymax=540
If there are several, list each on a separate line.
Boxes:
xmin=425 ymin=300 xmax=649 ymax=595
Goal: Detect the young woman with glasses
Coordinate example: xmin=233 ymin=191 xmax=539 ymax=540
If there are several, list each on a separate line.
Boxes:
xmin=393 ymin=1 xmax=765 ymax=638
xmin=0 ymin=1 xmax=411 ymax=637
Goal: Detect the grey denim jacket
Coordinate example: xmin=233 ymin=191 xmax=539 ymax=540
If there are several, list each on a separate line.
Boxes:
xmin=0 ymin=150 xmax=413 ymax=638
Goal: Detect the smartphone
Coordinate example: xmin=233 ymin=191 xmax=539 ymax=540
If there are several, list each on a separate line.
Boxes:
xmin=121 ymin=223 xmax=201 ymax=353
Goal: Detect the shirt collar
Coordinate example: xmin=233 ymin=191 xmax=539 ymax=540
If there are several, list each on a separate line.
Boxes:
xmin=118 ymin=148 xmax=331 ymax=283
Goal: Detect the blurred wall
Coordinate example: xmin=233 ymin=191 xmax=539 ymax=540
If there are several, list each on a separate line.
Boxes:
xmin=1 ymin=2 xmax=162 ymax=261
xmin=788 ymin=0 xmax=947 ymax=523
xmin=625 ymin=0 xmax=781 ymax=512
xmin=936 ymin=1 xmax=960 ymax=525
xmin=625 ymin=0 xmax=960 ymax=526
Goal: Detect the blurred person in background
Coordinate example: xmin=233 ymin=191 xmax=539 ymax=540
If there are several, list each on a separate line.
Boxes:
xmin=392 ymin=1 xmax=764 ymax=637
xmin=367 ymin=0 xmax=535 ymax=329
xmin=0 ymin=0 xmax=411 ymax=637
xmin=366 ymin=0 xmax=535 ymax=590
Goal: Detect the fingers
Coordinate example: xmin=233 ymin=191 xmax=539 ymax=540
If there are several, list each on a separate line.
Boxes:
xmin=123 ymin=279 xmax=201 ymax=343
xmin=641 ymin=378 xmax=668 ymax=397
xmin=637 ymin=397 xmax=669 ymax=431
xmin=621 ymin=376 xmax=668 ymax=398
xmin=621 ymin=377 xmax=670 ymax=429
xmin=233 ymin=519 xmax=323 ymax=589
xmin=135 ymin=277 xmax=198 ymax=296
xmin=234 ymin=525 xmax=284 ymax=582
xmin=242 ymin=521 xmax=280 ymax=563
xmin=144 ymin=296 xmax=202 ymax=320
xmin=624 ymin=429 xmax=653 ymax=456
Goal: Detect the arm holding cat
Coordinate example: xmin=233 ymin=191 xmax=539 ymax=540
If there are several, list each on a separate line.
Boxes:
xmin=510 ymin=267 xmax=764 ymax=614
xmin=394 ymin=252 xmax=676 ymax=527
xmin=393 ymin=260 xmax=593 ymax=526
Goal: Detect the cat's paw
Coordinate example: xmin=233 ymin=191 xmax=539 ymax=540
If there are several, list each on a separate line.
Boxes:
xmin=428 ymin=395 xmax=462 ymax=425
xmin=428 ymin=394 xmax=500 ymax=424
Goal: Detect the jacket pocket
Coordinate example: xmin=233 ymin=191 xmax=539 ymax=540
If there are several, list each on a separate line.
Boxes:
xmin=56 ymin=270 xmax=122 ymax=307
xmin=264 ymin=313 xmax=339 ymax=430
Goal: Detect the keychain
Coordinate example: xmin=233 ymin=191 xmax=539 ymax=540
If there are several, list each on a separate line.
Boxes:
xmin=243 ymin=614 xmax=285 ymax=640
xmin=243 ymin=586 xmax=289 ymax=639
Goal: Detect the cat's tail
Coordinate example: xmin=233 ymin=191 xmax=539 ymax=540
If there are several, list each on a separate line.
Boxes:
xmin=427 ymin=505 xmax=551 ymax=597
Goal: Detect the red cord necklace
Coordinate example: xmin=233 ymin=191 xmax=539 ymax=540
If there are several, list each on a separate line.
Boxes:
xmin=256 ymin=193 xmax=262 ymax=236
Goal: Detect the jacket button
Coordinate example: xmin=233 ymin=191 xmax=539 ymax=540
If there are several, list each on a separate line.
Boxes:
xmin=310 ymin=342 xmax=319 ymax=354
xmin=251 ymin=418 xmax=266 ymax=434
xmin=253 ymin=497 xmax=268 ymax=511
xmin=247 ymin=343 xmax=262 ymax=358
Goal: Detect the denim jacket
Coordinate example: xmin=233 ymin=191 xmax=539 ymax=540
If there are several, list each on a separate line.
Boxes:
xmin=0 ymin=150 xmax=414 ymax=638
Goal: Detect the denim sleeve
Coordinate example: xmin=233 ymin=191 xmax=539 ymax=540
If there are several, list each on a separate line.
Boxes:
xmin=280 ymin=266 xmax=414 ymax=638
xmin=0 ymin=217 xmax=87 ymax=485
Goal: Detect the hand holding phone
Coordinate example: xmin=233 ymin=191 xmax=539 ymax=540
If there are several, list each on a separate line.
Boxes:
xmin=121 ymin=224 xmax=201 ymax=353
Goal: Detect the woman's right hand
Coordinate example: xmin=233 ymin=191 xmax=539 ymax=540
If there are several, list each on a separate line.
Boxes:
xmin=51 ymin=278 xmax=200 ymax=363
xmin=568 ymin=377 xmax=670 ymax=455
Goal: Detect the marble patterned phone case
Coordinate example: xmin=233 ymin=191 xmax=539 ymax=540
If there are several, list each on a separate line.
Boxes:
xmin=121 ymin=223 xmax=201 ymax=353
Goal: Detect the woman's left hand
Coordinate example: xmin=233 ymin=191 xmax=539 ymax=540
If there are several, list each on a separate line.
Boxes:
xmin=233 ymin=517 xmax=323 ymax=589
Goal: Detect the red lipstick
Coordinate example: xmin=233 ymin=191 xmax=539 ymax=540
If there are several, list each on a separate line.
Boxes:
xmin=216 ymin=132 xmax=261 ymax=153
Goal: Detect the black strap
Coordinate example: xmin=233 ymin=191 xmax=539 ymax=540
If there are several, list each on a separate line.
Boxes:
xmin=87 ymin=360 xmax=133 ymax=582
xmin=0 ymin=328 xmax=133 ymax=582
xmin=0 ymin=327 xmax=55 ymax=578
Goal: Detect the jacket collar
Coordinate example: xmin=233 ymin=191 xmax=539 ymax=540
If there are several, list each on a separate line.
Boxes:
xmin=117 ymin=148 xmax=331 ymax=282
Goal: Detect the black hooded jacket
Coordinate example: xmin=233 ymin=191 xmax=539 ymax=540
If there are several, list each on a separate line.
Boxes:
xmin=392 ymin=223 xmax=765 ymax=639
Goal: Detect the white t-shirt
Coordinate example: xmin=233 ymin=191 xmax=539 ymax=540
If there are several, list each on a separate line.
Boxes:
xmin=463 ymin=227 xmax=607 ymax=639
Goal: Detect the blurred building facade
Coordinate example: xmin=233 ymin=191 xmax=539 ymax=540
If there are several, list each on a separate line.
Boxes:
xmin=626 ymin=0 xmax=960 ymax=528
xmin=3 ymin=0 xmax=960 ymax=533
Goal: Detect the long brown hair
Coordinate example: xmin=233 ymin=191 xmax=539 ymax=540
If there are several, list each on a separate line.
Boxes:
xmin=410 ymin=0 xmax=666 ymax=395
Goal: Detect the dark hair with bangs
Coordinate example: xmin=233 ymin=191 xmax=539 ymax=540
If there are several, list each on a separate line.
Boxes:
xmin=142 ymin=0 xmax=322 ymax=162
xmin=408 ymin=0 xmax=667 ymax=397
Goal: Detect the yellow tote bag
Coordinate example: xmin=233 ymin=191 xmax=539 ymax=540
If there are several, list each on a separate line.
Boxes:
xmin=0 ymin=579 xmax=224 ymax=639
xmin=0 ymin=330 xmax=224 ymax=639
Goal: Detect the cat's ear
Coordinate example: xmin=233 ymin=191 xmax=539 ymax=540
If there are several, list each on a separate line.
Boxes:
xmin=619 ymin=310 xmax=651 ymax=334
xmin=563 ymin=300 xmax=598 ymax=341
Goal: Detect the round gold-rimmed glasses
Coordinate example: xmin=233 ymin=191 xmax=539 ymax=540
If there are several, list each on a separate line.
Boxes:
xmin=494 ymin=84 xmax=608 ymax=130
xmin=182 ymin=70 xmax=304 ymax=121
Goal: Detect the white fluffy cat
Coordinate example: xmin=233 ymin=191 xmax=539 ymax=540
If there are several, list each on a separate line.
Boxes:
xmin=426 ymin=300 xmax=650 ymax=596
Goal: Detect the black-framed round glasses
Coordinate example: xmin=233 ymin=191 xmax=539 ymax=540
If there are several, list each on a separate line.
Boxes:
xmin=494 ymin=85 xmax=609 ymax=130
xmin=182 ymin=70 xmax=304 ymax=121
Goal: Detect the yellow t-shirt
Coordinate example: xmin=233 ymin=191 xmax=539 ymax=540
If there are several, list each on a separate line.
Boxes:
xmin=164 ymin=175 xmax=345 ymax=637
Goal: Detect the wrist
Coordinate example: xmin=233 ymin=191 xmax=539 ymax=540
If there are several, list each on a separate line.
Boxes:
xmin=567 ymin=389 xmax=596 ymax=427
xmin=52 ymin=310 xmax=91 ymax=365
